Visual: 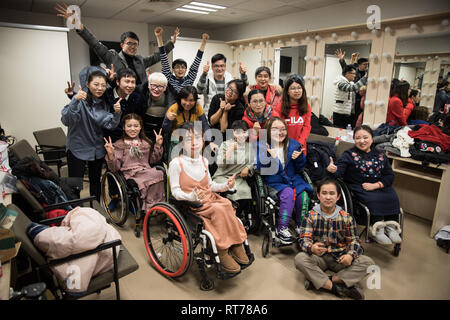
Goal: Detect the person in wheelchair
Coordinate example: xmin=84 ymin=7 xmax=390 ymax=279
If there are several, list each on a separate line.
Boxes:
xmin=327 ymin=125 xmax=402 ymax=245
xmin=256 ymin=117 xmax=312 ymax=244
xmin=295 ymin=178 xmax=375 ymax=300
xmin=168 ymin=122 xmax=251 ymax=274
xmin=104 ymin=113 xmax=165 ymax=213
xmin=212 ymin=120 xmax=255 ymax=219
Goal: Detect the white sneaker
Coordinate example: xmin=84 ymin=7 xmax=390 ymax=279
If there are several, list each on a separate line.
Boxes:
xmin=276 ymin=227 xmax=295 ymax=244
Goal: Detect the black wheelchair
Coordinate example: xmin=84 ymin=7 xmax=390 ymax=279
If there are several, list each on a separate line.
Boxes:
xmin=100 ymin=165 xmax=166 ymax=238
xmin=141 ymin=190 xmax=255 ymax=291
xmin=337 ymin=179 xmax=404 ymax=257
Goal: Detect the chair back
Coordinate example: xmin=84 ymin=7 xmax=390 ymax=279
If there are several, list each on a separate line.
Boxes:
xmin=9 ymin=139 xmax=40 ymax=161
xmin=33 ymin=127 xmax=66 ymax=148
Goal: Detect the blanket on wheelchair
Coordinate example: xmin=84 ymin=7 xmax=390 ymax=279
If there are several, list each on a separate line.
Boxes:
xmin=27 ymin=207 xmax=121 ymax=295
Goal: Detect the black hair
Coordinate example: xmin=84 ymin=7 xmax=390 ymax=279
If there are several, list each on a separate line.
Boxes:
xmin=227 ymin=79 xmax=246 ymax=105
xmin=409 ymin=106 xmax=429 ymax=121
xmin=255 ymin=66 xmax=271 ymax=79
xmin=172 ymin=58 xmax=187 ymax=69
xmin=211 ymin=53 xmax=227 ymax=64
xmin=353 ymin=124 xmax=373 ymax=139
xmin=409 ymin=89 xmax=419 ymax=98
xmin=281 ymin=76 xmax=308 ymax=117
xmin=390 ymin=78 xmax=400 ymax=97
xmin=116 ymin=68 xmax=136 ymax=82
xmin=247 ymin=89 xmax=266 ymax=104
xmin=316 ymin=177 xmax=341 ymax=196
xmin=357 ymin=58 xmax=368 ymax=65
xmin=231 ymin=120 xmax=249 ymax=131
xmin=176 ymin=86 xmax=199 ymax=115
xmin=392 ymin=80 xmax=410 ymax=106
xmin=342 ymin=65 xmax=356 ymax=76
xmin=86 ymin=70 xmax=108 ymax=109
xmin=120 ymin=31 xmax=139 ymax=43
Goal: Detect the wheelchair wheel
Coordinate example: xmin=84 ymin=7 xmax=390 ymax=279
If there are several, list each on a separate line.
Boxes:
xmin=336 ymin=179 xmax=353 ymax=216
xmin=101 ymin=171 xmax=128 ymax=226
xmin=261 ymin=229 xmax=271 ymax=258
xmin=143 ymin=203 xmax=193 ymax=278
xmin=393 ymin=244 xmax=401 ymax=257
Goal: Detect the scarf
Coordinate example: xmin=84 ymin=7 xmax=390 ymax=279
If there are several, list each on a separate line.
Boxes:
xmin=245 ymin=105 xmax=273 ymax=125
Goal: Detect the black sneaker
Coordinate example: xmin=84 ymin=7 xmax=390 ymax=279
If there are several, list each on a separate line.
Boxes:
xmin=304 ymin=279 xmax=314 ymax=290
xmin=336 ymin=284 xmax=365 ymax=300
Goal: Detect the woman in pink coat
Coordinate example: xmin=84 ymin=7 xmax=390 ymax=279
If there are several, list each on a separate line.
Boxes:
xmin=104 ymin=113 xmax=165 ymax=212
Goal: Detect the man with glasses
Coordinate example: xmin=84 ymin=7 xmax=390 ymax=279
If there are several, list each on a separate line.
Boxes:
xmin=335 ymin=49 xmax=369 ymax=127
xmin=155 ymin=26 xmax=209 ymax=94
xmin=55 ymin=2 xmax=176 ymax=86
xmin=197 ymin=53 xmax=249 ymax=117
xmin=332 ymin=65 xmax=367 ymax=129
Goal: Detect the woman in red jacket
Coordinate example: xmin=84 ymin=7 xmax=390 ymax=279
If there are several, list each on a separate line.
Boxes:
xmin=386 ymin=80 xmax=411 ymax=126
xmin=272 ymin=75 xmax=311 ymax=149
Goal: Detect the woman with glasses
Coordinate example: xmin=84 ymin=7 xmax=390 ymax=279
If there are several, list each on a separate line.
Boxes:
xmin=273 ymin=75 xmax=311 ymax=150
xmin=256 ymin=117 xmax=312 ymax=243
xmin=245 ymin=67 xmax=282 ymax=111
xmin=242 ymin=89 xmax=273 ymax=140
xmin=208 ymin=79 xmax=247 ymax=138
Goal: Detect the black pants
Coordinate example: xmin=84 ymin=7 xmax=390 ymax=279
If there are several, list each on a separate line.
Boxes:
xmin=333 ymin=112 xmax=353 ymax=128
xmin=67 ymin=150 xmax=104 ymax=201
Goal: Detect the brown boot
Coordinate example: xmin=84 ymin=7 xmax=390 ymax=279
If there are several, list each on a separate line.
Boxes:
xmin=218 ymin=249 xmax=241 ymax=273
xmin=230 ymin=244 xmax=250 ymax=265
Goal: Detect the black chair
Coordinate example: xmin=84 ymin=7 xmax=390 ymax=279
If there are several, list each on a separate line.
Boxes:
xmin=9 ymin=203 xmax=139 ymax=300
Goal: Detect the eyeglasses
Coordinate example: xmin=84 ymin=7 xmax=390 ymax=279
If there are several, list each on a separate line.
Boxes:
xmin=250 ymin=99 xmax=266 ymax=105
xmin=150 ymin=83 xmax=166 ymax=90
xmin=226 ymin=86 xmax=238 ymax=95
xmin=212 ymin=64 xmax=226 ymax=69
xmin=124 ymin=41 xmax=139 ymax=47
xmin=174 ymin=65 xmax=187 ymax=70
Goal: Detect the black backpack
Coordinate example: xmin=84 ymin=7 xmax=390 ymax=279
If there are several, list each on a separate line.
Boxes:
xmin=305 ymin=141 xmax=337 ymax=182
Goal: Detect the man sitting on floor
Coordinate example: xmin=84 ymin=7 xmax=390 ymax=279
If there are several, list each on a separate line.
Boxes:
xmin=294 ymin=177 xmax=375 ymax=300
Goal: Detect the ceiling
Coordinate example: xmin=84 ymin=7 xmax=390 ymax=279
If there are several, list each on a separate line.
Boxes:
xmin=0 ymin=0 xmax=351 ymax=30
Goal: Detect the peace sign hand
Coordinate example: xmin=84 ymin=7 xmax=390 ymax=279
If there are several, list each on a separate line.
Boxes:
xmin=113 ymin=98 xmax=122 ymax=114
xmin=65 ymin=81 xmax=75 ymax=96
xmin=154 ymin=128 xmax=163 ymax=146
xmin=102 ymin=64 xmax=116 ymax=82
xmin=75 ymin=85 xmax=87 ymax=101
xmin=104 ymin=136 xmax=115 ymax=158
xmin=266 ymin=144 xmax=277 ymax=159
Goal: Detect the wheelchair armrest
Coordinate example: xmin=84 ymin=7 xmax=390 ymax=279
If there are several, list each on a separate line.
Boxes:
xmin=169 ymin=197 xmax=203 ymax=209
xmin=154 ymin=165 xmax=166 ymax=174
xmin=44 ymin=239 xmax=122 ymax=268
xmin=34 ymin=196 xmax=97 ymax=213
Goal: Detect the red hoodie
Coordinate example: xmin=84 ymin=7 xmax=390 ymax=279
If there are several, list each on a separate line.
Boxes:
xmin=272 ymin=102 xmax=311 ymax=148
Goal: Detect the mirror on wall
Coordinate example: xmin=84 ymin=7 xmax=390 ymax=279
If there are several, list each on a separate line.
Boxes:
xmin=393 ymin=61 xmax=426 ymax=90
xmin=276 ymin=45 xmax=307 ymax=87
xmin=320 ymin=40 xmax=372 ymax=129
xmin=394 ymin=32 xmax=450 ymax=116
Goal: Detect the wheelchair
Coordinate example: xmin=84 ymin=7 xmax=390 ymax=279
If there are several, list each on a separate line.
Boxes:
xmin=337 ymin=178 xmax=404 ymax=257
xmin=100 ymin=165 xmax=166 ymax=238
xmin=142 ymin=192 xmax=255 ymax=291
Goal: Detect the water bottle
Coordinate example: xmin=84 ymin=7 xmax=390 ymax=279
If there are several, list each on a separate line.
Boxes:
xmin=345 ymin=123 xmax=353 ymax=142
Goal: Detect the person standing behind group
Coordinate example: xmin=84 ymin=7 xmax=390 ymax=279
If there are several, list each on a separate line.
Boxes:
xmin=245 ymin=67 xmax=282 ymax=111
xmin=272 ymin=75 xmax=311 ymax=149
xmin=61 ymin=68 xmax=122 ymax=201
xmin=332 ymin=65 xmax=367 ymax=128
xmin=155 ymin=26 xmax=209 ymax=93
xmin=197 ymin=54 xmax=248 ymax=116
xmin=386 ymin=80 xmax=413 ymax=127
xmin=208 ymin=79 xmax=247 ymax=137
xmin=56 ymin=2 xmax=176 ymax=86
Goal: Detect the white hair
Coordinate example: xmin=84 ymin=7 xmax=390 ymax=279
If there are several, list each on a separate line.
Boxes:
xmin=148 ymin=72 xmax=168 ymax=86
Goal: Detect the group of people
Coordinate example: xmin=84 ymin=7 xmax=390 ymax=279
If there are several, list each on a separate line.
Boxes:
xmin=53 ymin=2 xmax=407 ymax=300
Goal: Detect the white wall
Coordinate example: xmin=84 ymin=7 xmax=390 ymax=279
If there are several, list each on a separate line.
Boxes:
xmin=213 ymin=0 xmax=450 ymax=41
xmin=398 ymin=65 xmax=417 ymax=85
xmin=396 ymin=34 xmax=450 ymax=55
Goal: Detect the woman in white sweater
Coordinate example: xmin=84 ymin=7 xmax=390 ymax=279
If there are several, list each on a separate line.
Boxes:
xmin=168 ymin=122 xmax=251 ymax=274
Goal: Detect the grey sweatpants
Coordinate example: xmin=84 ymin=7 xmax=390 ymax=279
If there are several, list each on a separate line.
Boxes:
xmin=294 ymin=252 xmax=375 ymax=290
